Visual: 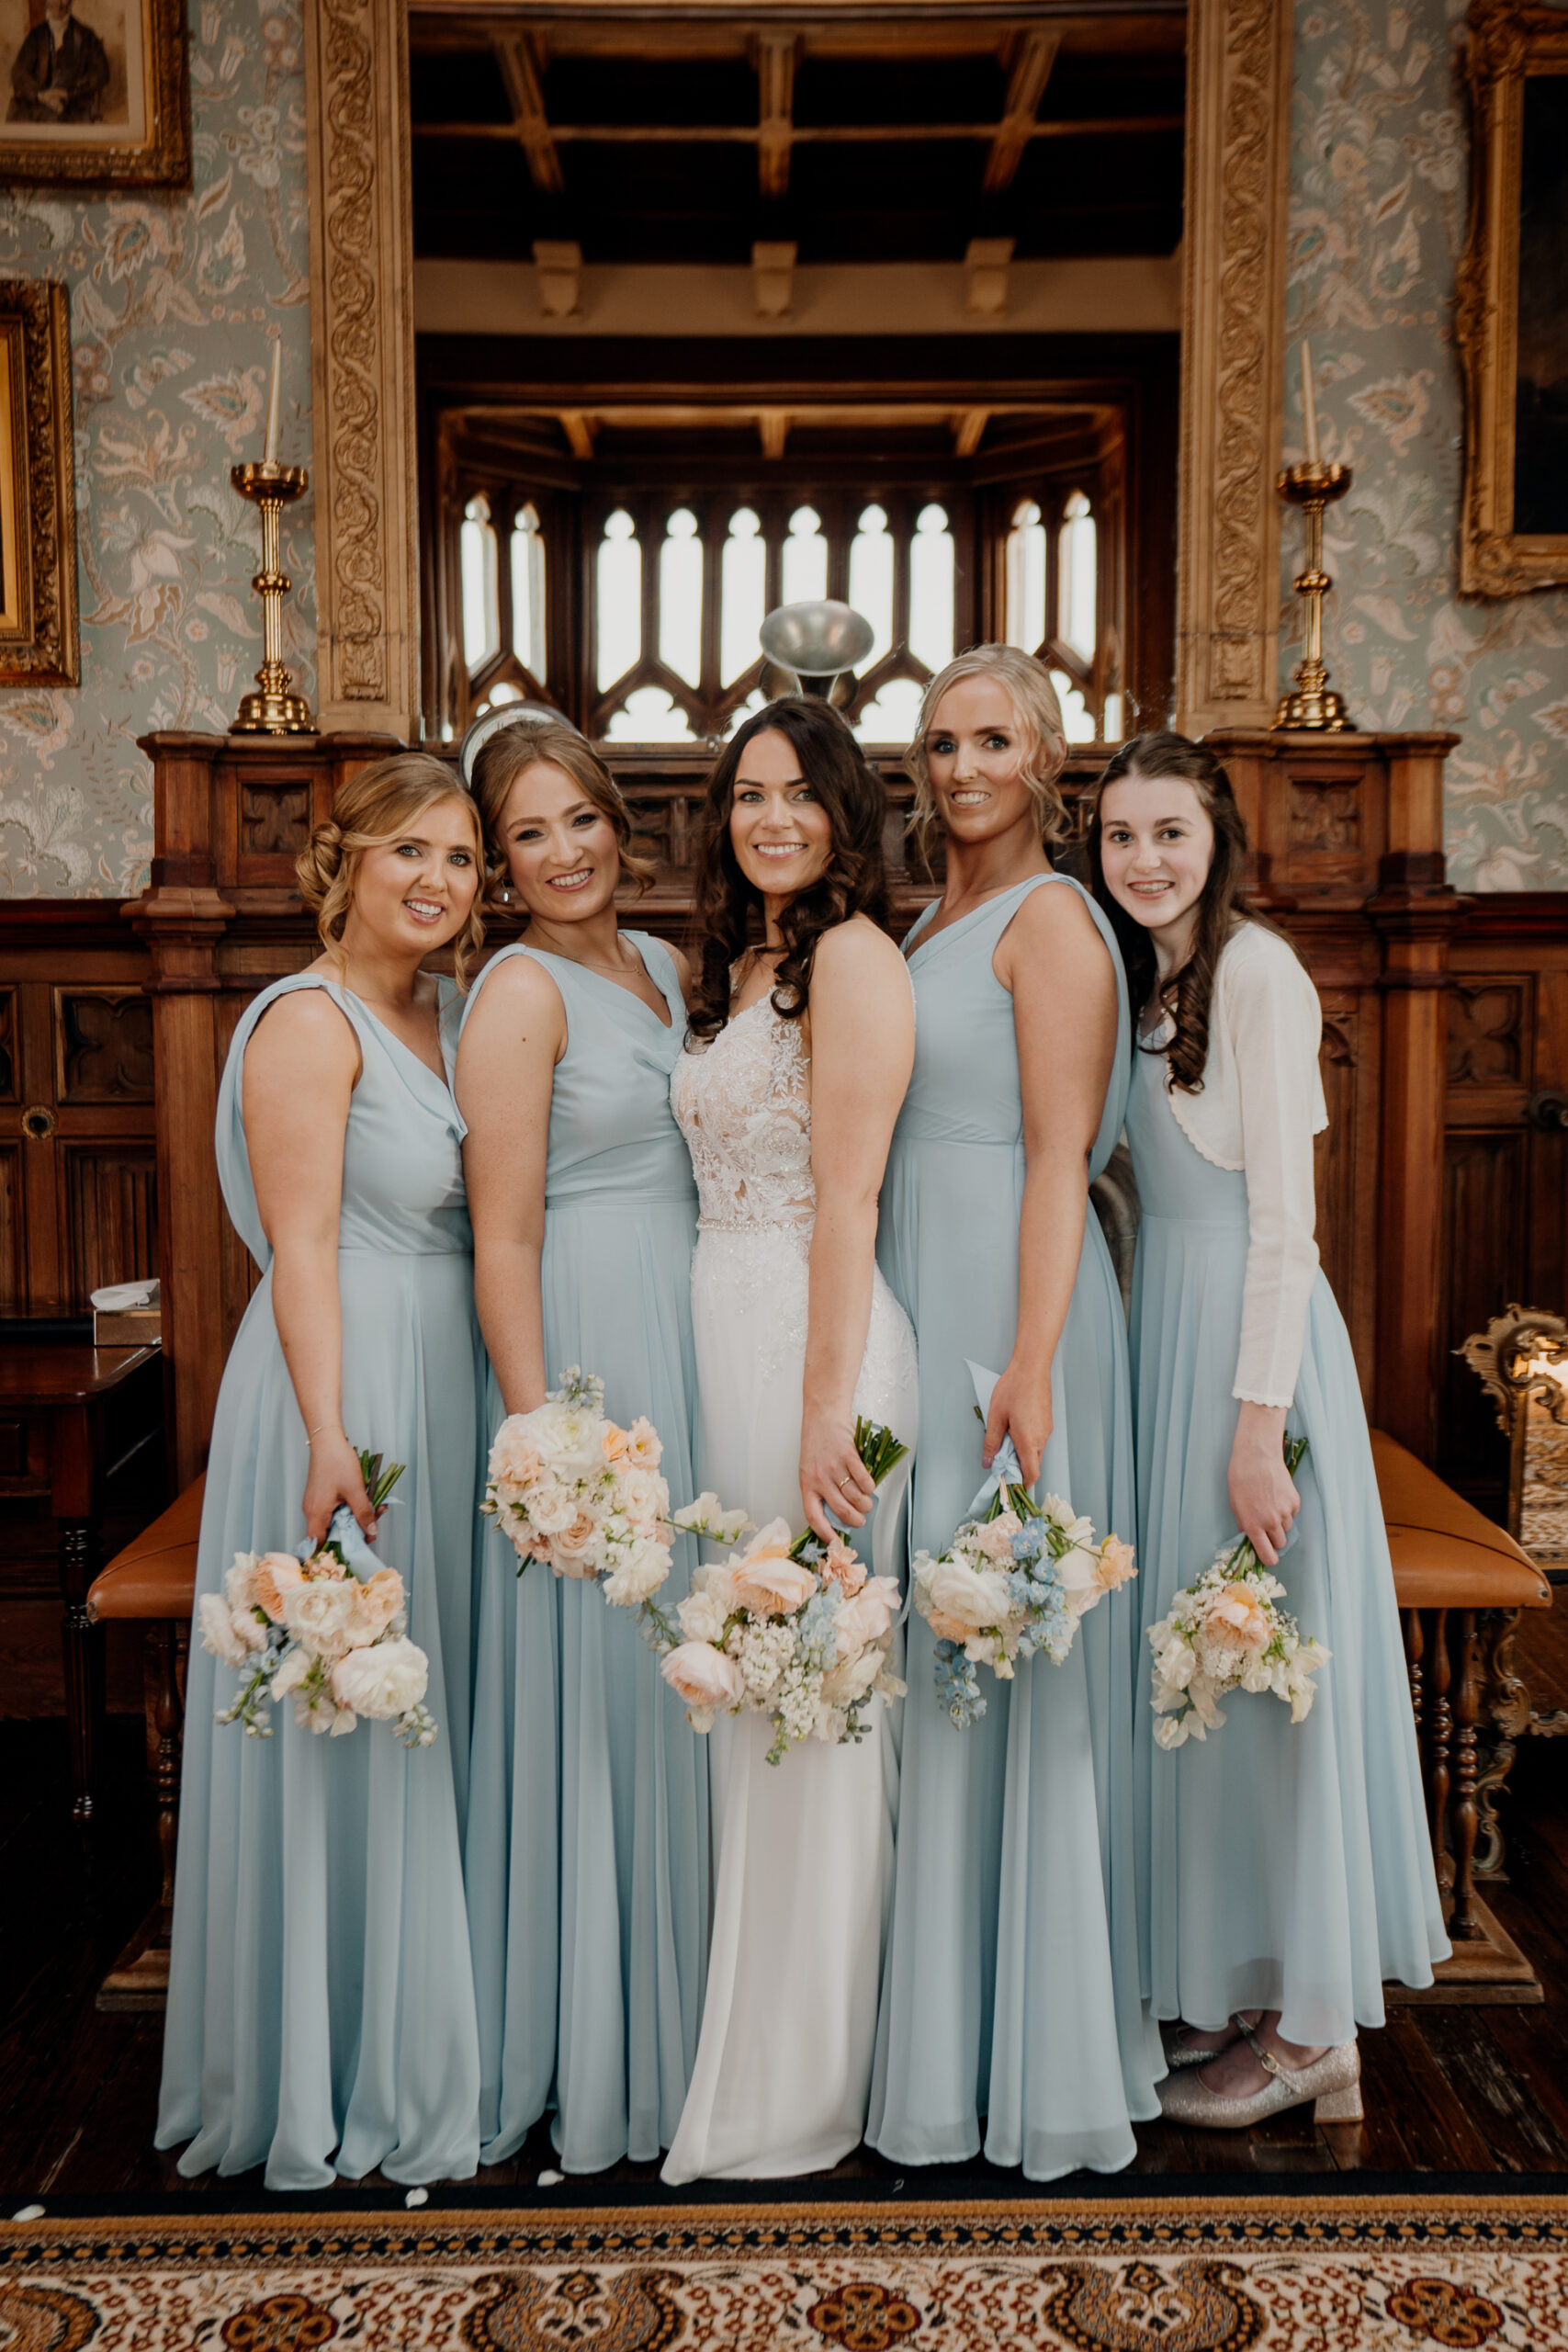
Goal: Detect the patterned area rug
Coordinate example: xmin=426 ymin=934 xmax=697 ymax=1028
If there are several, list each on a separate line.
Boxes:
xmin=2 ymin=2194 xmax=1565 ymax=2350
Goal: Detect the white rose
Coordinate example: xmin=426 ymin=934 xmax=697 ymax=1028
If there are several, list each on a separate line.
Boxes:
xmin=820 ymin=1647 xmax=884 ymax=1706
xmin=925 ymin=1557 xmax=1014 ymax=1631
xmin=330 ymin=1635 xmax=430 ymax=1721
xmin=281 ymin=1577 xmax=361 ymax=1663
xmin=676 ymin=1586 xmax=727 ymax=1644
xmin=618 ymin=1464 xmax=669 ymax=1528
xmin=526 ymin=1399 xmax=603 ymax=1476
xmin=525 ymin=1479 xmax=581 ymax=1536
xmin=198 ymin=1591 xmax=251 ymax=1669
xmin=602 ymin=1537 xmax=670 ymax=1607
xmin=832 ymin=1576 xmax=898 ymax=1660
xmin=694 ymin=1563 xmax=737 ymax=1619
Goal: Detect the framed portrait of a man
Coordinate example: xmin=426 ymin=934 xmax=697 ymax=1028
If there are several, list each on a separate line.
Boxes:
xmin=1458 ymin=0 xmax=1568 ymax=594
xmin=0 ymin=277 xmax=80 ymax=687
xmin=0 ymin=0 xmax=187 ymax=187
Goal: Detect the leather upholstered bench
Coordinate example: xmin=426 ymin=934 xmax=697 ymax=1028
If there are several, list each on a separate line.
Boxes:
xmin=86 ymin=1474 xmax=204 ymax=2008
xmin=1371 ymin=1430 xmax=1551 ymax=1996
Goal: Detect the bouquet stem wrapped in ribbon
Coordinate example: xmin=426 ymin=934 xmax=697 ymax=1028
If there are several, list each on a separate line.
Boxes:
xmin=912 ymin=1363 xmax=1137 ymax=1729
xmin=650 ymin=1416 xmax=910 ymax=1766
xmin=1146 ymin=1433 xmax=1331 ymax=1747
xmin=199 ymin=1448 xmax=436 ymax=1745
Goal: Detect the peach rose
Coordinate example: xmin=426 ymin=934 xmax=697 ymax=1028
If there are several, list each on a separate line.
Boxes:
xmin=660 ymin=1641 xmax=745 ymax=1713
xmin=975 ymin=1514 xmax=1021 ymax=1564
xmin=821 ymin=1647 xmax=885 ymax=1707
xmin=489 ymin=1419 xmax=546 ymax=1490
xmin=1202 ymin=1580 xmax=1272 ymax=1655
xmin=553 ymin=1510 xmax=599 ymax=1561
xmin=601 ymin=1422 xmax=629 ymax=1465
xmin=924 ymin=1606 xmax=976 ymax=1645
xmin=833 ymin=1575 xmax=898 ymax=1659
xmin=817 ymin=1535 xmax=865 ymax=1595
xmin=731 ymin=1554 xmax=818 ymax=1618
xmin=254 ymin=1553 xmax=306 ymax=1623
xmin=347 ymin=1567 xmax=404 ymax=1642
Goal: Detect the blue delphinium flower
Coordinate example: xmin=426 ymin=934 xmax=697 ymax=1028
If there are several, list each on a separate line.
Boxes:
xmin=795 ymin=1586 xmax=841 ymax=1675
xmin=934 ymin=1637 xmax=986 ymax=1728
xmin=1010 ymin=1518 xmax=1046 ymax=1564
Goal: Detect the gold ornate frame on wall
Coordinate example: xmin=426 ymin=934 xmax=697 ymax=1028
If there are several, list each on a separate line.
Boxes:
xmin=0 ymin=278 xmax=79 ymax=688
xmin=0 ymin=0 xmax=189 ymax=190
xmin=299 ymin=0 xmax=1292 ymax=744
xmin=1456 ymin=0 xmax=1568 ymax=597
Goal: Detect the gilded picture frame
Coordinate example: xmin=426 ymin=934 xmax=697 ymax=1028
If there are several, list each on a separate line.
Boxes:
xmin=1457 ymin=0 xmax=1568 ymax=595
xmin=0 ymin=277 xmax=80 ymax=687
xmin=0 ymin=0 xmax=188 ymax=189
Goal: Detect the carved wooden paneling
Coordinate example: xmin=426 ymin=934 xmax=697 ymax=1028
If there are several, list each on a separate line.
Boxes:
xmin=1448 ymin=978 xmax=1527 ymax=1088
xmin=1314 ymin=1011 xmax=1358 ymax=1322
xmin=1440 ymin=1131 xmax=1530 ymax=1511
xmin=63 ymin=1147 xmax=158 ymax=1312
xmin=53 ymin=989 xmax=154 ymax=1104
xmin=0 ymin=1144 xmax=20 ymax=1317
xmin=239 ymin=781 xmax=312 ymax=862
xmin=0 ymin=989 xmax=14 ymax=1102
xmin=1290 ymin=780 xmax=1360 ymax=854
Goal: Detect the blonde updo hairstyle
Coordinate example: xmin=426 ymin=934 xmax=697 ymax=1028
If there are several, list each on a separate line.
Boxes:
xmin=469 ymin=719 xmax=656 ymax=906
xmin=295 ymin=751 xmax=486 ymax=988
xmin=906 ymin=644 xmax=1071 ymax=857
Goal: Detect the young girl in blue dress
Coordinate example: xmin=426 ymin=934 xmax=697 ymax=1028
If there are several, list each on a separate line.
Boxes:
xmin=158 ymin=753 xmax=488 ymax=2189
xmin=869 ymin=648 xmax=1160 ymax=2179
xmin=456 ymin=721 xmax=705 ymax=2172
xmin=1089 ymin=732 xmax=1449 ymax=2127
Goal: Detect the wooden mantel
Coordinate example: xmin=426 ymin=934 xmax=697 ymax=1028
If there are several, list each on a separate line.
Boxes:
xmin=129 ymin=725 xmax=1461 ymax=1489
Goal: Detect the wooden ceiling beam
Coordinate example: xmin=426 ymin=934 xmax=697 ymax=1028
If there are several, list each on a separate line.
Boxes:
xmin=952 ymin=408 xmax=989 ymax=457
xmin=491 ymin=31 xmax=564 ymax=192
xmin=413 ymin=114 xmax=1184 ymax=144
xmin=984 ymin=28 xmax=1058 ymax=193
xmin=759 ymin=409 xmax=790 ymax=458
xmin=558 ymin=409 xmax=597 ymax=458
xmin=753 ymin=28 xmax=796 ymax=200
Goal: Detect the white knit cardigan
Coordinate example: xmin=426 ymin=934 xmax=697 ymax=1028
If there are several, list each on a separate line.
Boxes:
xmin=1149 ymin=921 xmax=1327 ymax=1409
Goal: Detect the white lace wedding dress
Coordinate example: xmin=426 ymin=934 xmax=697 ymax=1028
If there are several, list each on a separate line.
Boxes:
xmin=662 ymin=988 xmax=919 ymax=2182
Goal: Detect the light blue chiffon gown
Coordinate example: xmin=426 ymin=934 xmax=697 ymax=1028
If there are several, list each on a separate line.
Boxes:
xmin=157 ymin=975 xmax=484 ymax=2190
xmin=868 ymin=874 xmax=1162 ymax=2179
xmin=461 ymin=935 xmax=707 ymax=2171
xmin=1124 ymin=1025 xmax=1450 ymax=2045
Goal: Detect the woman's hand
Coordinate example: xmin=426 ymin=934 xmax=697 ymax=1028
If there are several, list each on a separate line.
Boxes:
xmin=800 ymin=1407 xmax=876 ymax=1544
xmin=301 ymin=1429 xmax=378 ymax=1549
xmin=983 ymin=1356 xmax=1053 ymax=1488
xmin=1227 ymin=1400 xmax=1299 ymax=1566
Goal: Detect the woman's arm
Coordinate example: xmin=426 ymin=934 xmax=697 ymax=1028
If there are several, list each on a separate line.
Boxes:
xmin=456 ymin=955 xmax=564 ymax=1418
xmin=799 ymin=920 xmax=916 ymax=1543
xmin=1226 ymin=938 xmax=1323 ymax=1563
xmin=984 ymin=886 xmax=1117 ymax=1487
xmin=243 ymin=990 xmax=376 ymax=1545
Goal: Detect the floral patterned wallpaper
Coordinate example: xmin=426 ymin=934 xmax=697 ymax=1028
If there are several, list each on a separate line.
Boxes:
xmin=1287 ymin=0 xmax=1568 ymax=889
xmin=1 ymin=0 xmax=1562 ymax=894
xmin=0 ymin=0 xmax=311 ymax=897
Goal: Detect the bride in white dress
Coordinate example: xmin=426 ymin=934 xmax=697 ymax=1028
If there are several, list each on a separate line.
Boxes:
xmin=663 ymin=698 xmax=919 ymax=2184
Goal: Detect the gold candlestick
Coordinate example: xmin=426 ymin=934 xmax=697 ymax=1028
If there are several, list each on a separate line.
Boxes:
xmin=230 ymin=459 xmax=316 ymax=734
xmin=1273 ymin=459 xmax=1354 ymax=731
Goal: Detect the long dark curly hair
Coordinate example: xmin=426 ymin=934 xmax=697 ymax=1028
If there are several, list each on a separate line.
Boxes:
xmin=687 ymin=697 xmax=889 ymax=1042
xmin=1084 ymin=731 xmax=1251 ymax=1096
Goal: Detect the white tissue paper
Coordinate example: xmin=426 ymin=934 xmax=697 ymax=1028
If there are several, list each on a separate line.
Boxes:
xmin=89 ymin=1280 xmax=160 ymax=1312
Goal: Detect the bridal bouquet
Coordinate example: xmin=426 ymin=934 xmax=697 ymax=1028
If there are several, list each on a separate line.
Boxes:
xmin=483 ymin=1366 xmax=700 ymax=1610
xmin=652 ymin=1417 xmax=909 ymax=1765
xmin=912 ymin=1363 xmax=1137 ymax=1729
xmin=1146 ymin=1435 xmax=1331 ymax=1748
xmin=199 ymin=1449 xmax=436 ymax=1746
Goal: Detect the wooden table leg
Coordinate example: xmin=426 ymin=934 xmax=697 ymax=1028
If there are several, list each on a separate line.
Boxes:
xmin=1450 ymin=1608 xmax=1483 ymax=1942
xmin=50 ymin=1400 xmax=105 ymax=1822
xmin=1427 ymin=1607 xmax=1452 ymax=1884
xmin=57 ymin=1514 xmax=105 ymax=1820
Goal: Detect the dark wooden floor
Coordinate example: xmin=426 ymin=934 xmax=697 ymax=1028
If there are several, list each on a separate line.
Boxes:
xmin=4 ymin=1604 xmax=1567 ymax=2202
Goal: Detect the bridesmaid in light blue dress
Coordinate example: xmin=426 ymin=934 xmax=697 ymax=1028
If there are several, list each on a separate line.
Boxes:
xmin=1091 ymin=733 xmax=1447 ymax=2129
xmin=869 ymin=650 xmax=1162 ymax=2180
xmin=457 ymin=722 xmax=705 ymax=2172
xmin=158 ymin=754 xmax=488 ymax=2189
